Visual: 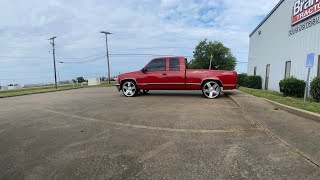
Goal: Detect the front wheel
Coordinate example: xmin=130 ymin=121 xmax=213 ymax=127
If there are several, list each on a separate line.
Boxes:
xmin=122 ymin=81 xmax=138 ymax=97
xmin=202 ymin=81 xmax=221 ymax=99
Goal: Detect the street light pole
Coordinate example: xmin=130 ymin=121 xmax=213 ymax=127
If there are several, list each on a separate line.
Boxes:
xmin=100 ymin=31 xmax=112 ymax=84
xmin=49 ymin=36 xmax=58 ymax=89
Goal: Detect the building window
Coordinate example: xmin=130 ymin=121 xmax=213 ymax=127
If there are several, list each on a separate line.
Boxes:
xmin=254 ymin=67 xmax=257 ymax=76
xmin=284 ymin=61 xmax=291 ymax=79
xmin=318 ymin=55 xmax=320 ymax=77
xmin=265 ymin=64 xmax=270 ymax=90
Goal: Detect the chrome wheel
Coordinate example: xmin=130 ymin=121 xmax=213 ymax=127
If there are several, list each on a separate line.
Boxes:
xmin=202 ymin=81 xmax=221 ymax=99
xmin=122 ymin=81 xmax=137 ymax=97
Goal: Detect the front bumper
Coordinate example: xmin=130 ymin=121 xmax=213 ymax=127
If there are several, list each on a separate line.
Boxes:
xmin=116 ymin=84 xmax=120 ymax=91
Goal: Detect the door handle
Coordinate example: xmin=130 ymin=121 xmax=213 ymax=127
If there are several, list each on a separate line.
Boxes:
xmin=162 ymin=73 xmax=167 ymax=76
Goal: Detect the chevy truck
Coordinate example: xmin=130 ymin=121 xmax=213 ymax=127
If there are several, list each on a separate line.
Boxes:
xmin=116 ymin=56 xmax=237 ymax=99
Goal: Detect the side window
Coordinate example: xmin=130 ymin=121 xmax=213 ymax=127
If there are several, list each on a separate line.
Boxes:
xmin=169 ymin=58 xmax=180 ymax=71
xmin=145 ymin=59 xmax=166 ymax=71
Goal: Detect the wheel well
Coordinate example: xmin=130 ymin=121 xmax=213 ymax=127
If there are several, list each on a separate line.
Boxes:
xmin=120 ymin=79 xmax=137 ymax=90
xmin=201 ymin=79 xmax=223 ymax=90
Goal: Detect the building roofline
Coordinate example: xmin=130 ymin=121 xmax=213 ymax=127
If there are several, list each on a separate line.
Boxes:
xmin=249 ymin=0 xmax=285 ymax=37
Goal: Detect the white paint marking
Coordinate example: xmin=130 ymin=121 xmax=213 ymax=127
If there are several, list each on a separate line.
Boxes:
xmin=43 ymin=109 xmax=261 ymax=134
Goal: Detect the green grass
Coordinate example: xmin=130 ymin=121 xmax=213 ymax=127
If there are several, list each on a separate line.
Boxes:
xmin=0 ymin=82 xmax=116 ymax=98
xmin=239 ymin=87 xmax=320 ymax=114
xmin=99 ymin=81 xmax=116 ymax=87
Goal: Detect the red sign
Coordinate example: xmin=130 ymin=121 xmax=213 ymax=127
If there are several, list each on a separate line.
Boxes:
xmin=292 ymin=0 xmax=320 ymax=25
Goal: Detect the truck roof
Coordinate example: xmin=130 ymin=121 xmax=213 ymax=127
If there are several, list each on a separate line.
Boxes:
xmin=152 ymin=56 xmax=186 ymax=59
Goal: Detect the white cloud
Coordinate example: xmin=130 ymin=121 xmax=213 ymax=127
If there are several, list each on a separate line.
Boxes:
xmin=0 ymin=0 xmax=279 ymax=85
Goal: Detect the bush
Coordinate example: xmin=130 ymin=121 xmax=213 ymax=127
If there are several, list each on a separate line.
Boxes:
xmin=244 ymin=76 xmax=262 ymax=89
xmin=279 ymin=77 xmax=305 ymax=97
xmin=310 ymin=77 xmax=320 ymax=102
xmin=237 ymin=73 xmax=247 ymax=86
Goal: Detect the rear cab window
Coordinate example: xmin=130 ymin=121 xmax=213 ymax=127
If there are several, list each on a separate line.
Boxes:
xmin=169 ymin=58 xmax=180 ymax=71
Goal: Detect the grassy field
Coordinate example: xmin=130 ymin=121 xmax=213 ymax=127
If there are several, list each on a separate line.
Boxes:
xmin=0 ymin=82 xmax=116 ymax=98
xmin=239 ymin=87 xmax=320 ymax=114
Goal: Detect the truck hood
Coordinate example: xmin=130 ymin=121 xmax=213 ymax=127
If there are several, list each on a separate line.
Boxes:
xmin=118 ymin=70 xmax=141 ymax=80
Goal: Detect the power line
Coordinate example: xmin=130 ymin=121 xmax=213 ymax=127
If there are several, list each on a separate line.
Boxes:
xmin=57 ymin=54 xmax=192 ymax=64
xmin=0 ymin=53 xmax=248 ymax=64
xmin=0 ymin=55 xmax=52 ymax=59
xmin=56 ymin=53 xmax=105 ymax=60
xmin=0 ymin=77 xmax=52 ymax=80
xmin=58 ymin=55 xmax=106 ymax=64
xmin=0 ymin=53 xmax=182 ymax=60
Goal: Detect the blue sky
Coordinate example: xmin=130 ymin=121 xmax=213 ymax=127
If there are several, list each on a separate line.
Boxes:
xmin=0 ymin=0 xmax=279 ymax=85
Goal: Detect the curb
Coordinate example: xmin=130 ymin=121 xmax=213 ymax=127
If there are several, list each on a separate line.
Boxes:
xmin=263 ymin=98 xmax=320 ymax=123
xmin=0 ymin=86 xmax=115 ymax=99
xmin=0 ymin=87 xmax=84 ymax=99
xmin=226 ymin=93 xmax=248 ymax=115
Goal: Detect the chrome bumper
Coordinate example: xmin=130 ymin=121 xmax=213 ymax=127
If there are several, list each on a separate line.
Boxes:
xmin=116 ymin=84 xmax=120 ymax=91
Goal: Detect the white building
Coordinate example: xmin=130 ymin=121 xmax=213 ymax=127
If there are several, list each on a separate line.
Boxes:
xmin=0 ymin=86 xmax=8 ymax=91
xmin=7 ymin=85 xmax=22 ymax=90
xmin=88 ymin=77 xmax=101 ymax=86
xmin=248 ymin=0 xmax=320 ymax=91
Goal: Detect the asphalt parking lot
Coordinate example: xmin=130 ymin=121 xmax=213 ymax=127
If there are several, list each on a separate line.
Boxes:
xmin=0 ymin=87 xmax=319 ymax=179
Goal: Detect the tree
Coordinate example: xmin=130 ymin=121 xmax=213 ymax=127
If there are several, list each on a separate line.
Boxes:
xmin=76 ymin=77 xmax=85 ymax=83
xmin=71 ymin=79 xmax=76 ymax=83
xmin=101 ymin=77 xmax=107 ymax=81
xmin=188 ymin=39 xmax=236 ymax=70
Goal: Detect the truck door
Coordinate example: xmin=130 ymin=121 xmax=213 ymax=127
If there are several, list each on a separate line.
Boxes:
xmin=166 ymin=58 xmax=185 ymax=90
xmin=138 ymin=58 xmax=168 ymax=90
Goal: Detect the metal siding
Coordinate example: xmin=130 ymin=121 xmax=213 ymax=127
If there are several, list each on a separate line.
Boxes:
xmin=248 ymin=0 xmax=320 ymax=91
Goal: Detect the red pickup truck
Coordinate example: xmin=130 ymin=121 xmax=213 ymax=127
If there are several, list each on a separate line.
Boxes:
xmin=116 ymin=57 xmax=237 ymax=99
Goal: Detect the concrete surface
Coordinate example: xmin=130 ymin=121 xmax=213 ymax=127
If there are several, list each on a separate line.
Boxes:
xmin=227 ymin=90 xmax=320 ymax=169
xmin=0 ymin=88 xmax=319 ymax=179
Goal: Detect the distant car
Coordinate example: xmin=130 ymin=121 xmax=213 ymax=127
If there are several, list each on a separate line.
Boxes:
xmin=116 ymin=57 xmax=237 ymax=99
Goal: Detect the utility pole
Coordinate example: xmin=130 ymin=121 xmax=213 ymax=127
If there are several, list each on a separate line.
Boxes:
xmin=49 ymin=36 xmax=58 ymax=89
xmin=58 ymin=71 xmax=60 ymax=84
xmin=100 ymin=31 xmax=112 ymax=84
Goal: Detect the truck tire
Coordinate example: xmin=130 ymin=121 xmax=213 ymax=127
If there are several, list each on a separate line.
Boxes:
xmin=202 ymin=81 xmax=221 ymax=99
xmin=122 ymin=80 xmax=138 ymax=97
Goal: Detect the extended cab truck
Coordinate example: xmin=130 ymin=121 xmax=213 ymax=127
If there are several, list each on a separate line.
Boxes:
xmin=116 ymin=57 xmax=237 ymax=99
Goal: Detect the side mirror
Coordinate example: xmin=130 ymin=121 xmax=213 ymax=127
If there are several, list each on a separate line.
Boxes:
xmin=141 ymin=68 xmax=147 ymax=73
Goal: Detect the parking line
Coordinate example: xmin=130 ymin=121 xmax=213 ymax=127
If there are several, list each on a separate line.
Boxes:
xmin=43 ymin=109 xmax=262 ymax=134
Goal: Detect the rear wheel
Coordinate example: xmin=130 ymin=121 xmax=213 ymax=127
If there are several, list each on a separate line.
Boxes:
xmin=122 ymin=81 xmax=138 ymax=97
xmin=202 ymin=81 xmax=221 ymax=99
